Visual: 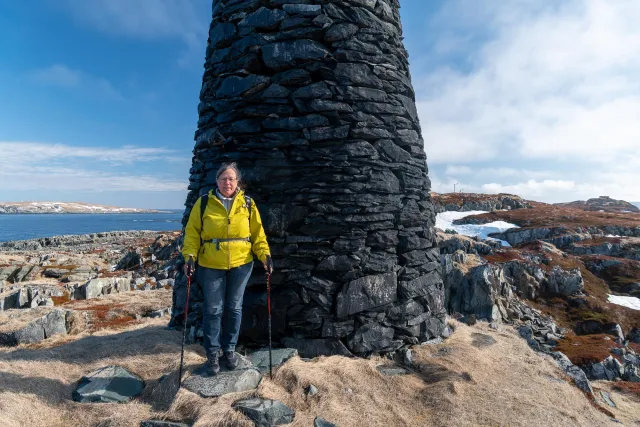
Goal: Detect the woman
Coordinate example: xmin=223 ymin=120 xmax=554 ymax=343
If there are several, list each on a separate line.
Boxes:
xmin=182 ymin=162 xmax=273 ymax=375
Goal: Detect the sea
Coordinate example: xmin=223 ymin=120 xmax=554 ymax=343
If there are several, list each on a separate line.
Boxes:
xmin=0 ymin=211 xmax=183 ymax=242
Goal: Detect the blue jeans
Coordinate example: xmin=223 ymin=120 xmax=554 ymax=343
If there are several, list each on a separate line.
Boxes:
xmin=199 ymin=262 xmax=253 ymax=355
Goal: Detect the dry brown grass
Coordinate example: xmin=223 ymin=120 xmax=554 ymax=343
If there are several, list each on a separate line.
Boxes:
xmin=0 ymin=303 xmax=633 ymax=427
xmin=594 ymin=381 xmax=640 ymax=424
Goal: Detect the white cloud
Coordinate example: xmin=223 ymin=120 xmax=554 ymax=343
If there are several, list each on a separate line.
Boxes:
xmin=0 ymin=141 xmax=188 ymax=194
xmin=444 ymin=165 xmax=473 ymax=175
xmin=60 ymin=0 xmax=209 ymax=66
xmin=29 ymin=64 xmax=122 ymax=100
xmin=417 ymin=0 xmax=640 ymax=201
xmin=0 ymin=141 xmax=187 ymax=165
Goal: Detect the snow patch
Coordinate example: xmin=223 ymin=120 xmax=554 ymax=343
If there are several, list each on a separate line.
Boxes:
xmin=608 ymin=294 xmax=640 ymax=311
xmin=436 ymin=211 xmax=519 ymax=247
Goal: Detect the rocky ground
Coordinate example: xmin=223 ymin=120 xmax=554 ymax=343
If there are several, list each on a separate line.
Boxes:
xmin=0 ymin=194 xmax=639 ymax=425
xmin=437 ymin=193 xmax=640 ymax=401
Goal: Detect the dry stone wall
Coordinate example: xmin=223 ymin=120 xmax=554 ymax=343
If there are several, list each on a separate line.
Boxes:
xmin=183 ymin=0 xmax=445 ymax=356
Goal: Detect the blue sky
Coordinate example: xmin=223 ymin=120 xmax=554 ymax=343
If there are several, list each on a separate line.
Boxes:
xmin=1 ymin=0 xmax=638 ymax=208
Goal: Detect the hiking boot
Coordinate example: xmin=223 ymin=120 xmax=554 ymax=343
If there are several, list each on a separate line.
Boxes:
xmin=224 ymin=350 xmax=239 ymax=369
xmin=205 ymin=352 xmax=220 ymax=376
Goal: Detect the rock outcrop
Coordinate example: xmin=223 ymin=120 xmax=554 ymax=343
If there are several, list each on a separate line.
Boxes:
xmin=555 ymin=196 xmax=640 ymax=214
xmin=431 ymin=192 xmax=531 ymax=213
xmin=179 ymin=0 xmax=445 ymax=356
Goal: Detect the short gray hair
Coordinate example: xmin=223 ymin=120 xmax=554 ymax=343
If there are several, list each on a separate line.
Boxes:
xmin=216 ymin=162 xmax=242 ymax=182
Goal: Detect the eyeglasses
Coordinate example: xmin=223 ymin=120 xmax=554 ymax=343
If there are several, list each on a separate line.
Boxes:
xmin=217 ymin=177 xmax=237 ymax=182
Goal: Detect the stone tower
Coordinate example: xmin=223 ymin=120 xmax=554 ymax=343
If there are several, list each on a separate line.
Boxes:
xmin=183 ymin=0 xmax=445 ymax=356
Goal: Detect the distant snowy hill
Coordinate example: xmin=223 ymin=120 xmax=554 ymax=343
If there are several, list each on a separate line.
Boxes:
xmin=0 ymin=202 xmax=162 ymax=214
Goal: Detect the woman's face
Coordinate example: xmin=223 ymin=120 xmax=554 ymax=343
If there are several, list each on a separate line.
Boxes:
xmin=217 ymin=168 xmax=238 ymax=197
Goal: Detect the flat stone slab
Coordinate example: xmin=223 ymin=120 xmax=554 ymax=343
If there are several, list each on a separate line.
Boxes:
xmin=471 ymin=333 xmax=497 ymax=348
xmin=315 ymin=417 xmax=337 ymax=427
xmin=191 ymin=352 xmax=254 ymax=375
xmin=72 ymin=365 xmax=145 ymax=403
xmin=140 ymin=421 xmax=190 ymax=427
xmin=376 ymin=365 xmax=409 ymax=376
xmin=248 ymin=348 xmax=298 ymax=373
xmin=183 ymin=357 xmax=262 ymax=398
xmin=233 ymin=398 xmax=295 ymax=426
xmin=600 ymin=391 xmax=616 ymax=408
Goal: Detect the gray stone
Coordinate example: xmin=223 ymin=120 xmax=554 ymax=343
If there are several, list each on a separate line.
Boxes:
xmin=42 ymin=309 xmax=67 ymax=338
xmin=325 ymin=23 xmax=359 ymax=42
xmin=233 ymin=398 xmax=295 ymax=426
xmin=622 ymin=363 xmax=640 ymax=382
xmin=348 ymin=323 xmax=394 ymax=353
xmin=551 ymin=352 xmax=593 ymax=394
xmin=470 ymin=333 xmax=496 ymax=349
xmin=314 ymin=417 xmax=337 ymax=427
xmin=140 ymin=421 xmax=190 ymax=427
xmin=282 ymin=4 xmax=321 ymax=16
xmin=262 ymin=40 xmax=330 ymax=69
xmin=183 ymin=368 xmax=262 ymax=398
xmin=238 ymin=7 xmax=288 ymax=33
xmin=283 ymin=337 xmax=352 ymax=358
xmin=376 ymin=364 xmax=409 ymax=376
xmin=248 ymin=348 xmax=298 ymax=373
xmin=305 ymin=384 xmax=319 ymax=396
xmin=216 ymin=75 xmax=270 ymax=98
xmin=336 ymin=273 xmax=397 ymax=317
xmin=600 ymin=391 xmax=616 ymax=408
xmin=72 ymin=365 xmax=145 ymax=403
xmin=545 ymin=266 xmax=584 ymax=296
xmin=82 ymin=279 xmax=104 ymax=299
xmin=14 ymin=318 xmax=45 ymax=345
xmin=627 ymin=327 xmax=640 ymax=343
xmin=209 ymin=23 xmax=236 ymax=48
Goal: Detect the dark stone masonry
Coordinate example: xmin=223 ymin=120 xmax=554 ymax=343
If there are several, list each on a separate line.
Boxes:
xmin=179 ymin=0 xmax=446 ymax=356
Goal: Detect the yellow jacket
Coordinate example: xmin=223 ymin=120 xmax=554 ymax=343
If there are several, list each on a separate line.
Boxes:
xmin=182 ymin=189 xmax=270 ymax=270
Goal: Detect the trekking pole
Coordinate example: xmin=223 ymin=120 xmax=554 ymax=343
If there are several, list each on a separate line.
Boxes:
xmin=267 ymin=272 xmax=273 ymax=380
xmin=178 ymin=271 xmax=192 ymax=388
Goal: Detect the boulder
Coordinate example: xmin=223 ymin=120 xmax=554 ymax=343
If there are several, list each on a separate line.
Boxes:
xmin=140 ymin=422 xmax=190 ymax=427
xmin=248 ymin=348 xmax=298 ymax=373
xmin=627 ymin=327 xmax=640 ymax=343
xmin=545 ymin=266 xmax=584 ymax=296
xmin=183 ymin=354 xmax=261 ymax=398
xmin=42 ymin=309 xmax=67 ymax=338
xmin=72 ymin=365 xmax=145 ymax=403
xmin=470 ymin=333 xmax=497 ymax=349
xmin=622 ymin=363 xmax=640 ymax=382
xmin=82 ymin=279 xmax=104 ymax=299
xmin=314 ymin=417 xmax=337 ymax=427
xmin=589 ymin=356 xmax=622 ymax=381
xmin=551 ymin=352 xmax=593 ymax=394
xmin=232 ymin=398 xmax=295 ymax=426
xmin=13 ymin=318 xmax=45 ymax=345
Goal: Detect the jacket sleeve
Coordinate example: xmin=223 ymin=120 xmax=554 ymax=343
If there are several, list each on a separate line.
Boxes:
xmin=249 ymin=200 xmax=271 ymax=263
xmin=182 ymin=197 xmax=203 ymax=261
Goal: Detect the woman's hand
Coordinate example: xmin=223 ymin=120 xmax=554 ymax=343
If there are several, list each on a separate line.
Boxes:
xmin=183 ymin=256 xmax=195 ymax=277
xmin=263 ymin=255 xmax=273 ymax=274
